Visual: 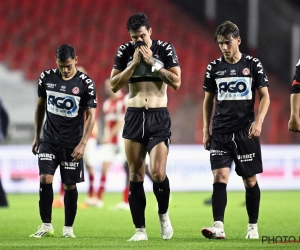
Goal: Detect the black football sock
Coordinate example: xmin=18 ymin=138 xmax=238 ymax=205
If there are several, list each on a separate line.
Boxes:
xmin=39 ymin=183 xmax=53 ymax=223
xmin=153 ymin=176 xmax=170 ymax=214
xmin=64 ymin=187 xmax=78 ymax=227
xmin=128 ymin=181 xmax=146 ymax=228
xmin=245 ymin=182 xmax=260 ymax=224
xmin=212 ymin=182 xmax=227 ymax=222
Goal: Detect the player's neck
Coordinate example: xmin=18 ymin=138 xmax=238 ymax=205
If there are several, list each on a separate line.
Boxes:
xmin=61 ymin=71 xmax=76 ymax=81
xmin=225 ymin=51 xmax=242 ymax=64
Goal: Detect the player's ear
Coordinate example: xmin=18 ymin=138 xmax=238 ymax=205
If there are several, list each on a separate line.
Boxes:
xmin=148 ymin=27 xmax=152 ymax=36
xmin=75 ymin=56 xmax=78 ymax=64
xmin=237 ymin=37 xmax=241 ymax=45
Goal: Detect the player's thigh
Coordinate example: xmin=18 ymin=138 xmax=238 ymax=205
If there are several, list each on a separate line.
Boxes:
xmin=210 ymin=134 xmax=234 ymax=171
xmin=59 ymin=146 xmax=84 ymax=184
xmin=233 ymin=127 xmax=263 ymax=177
xmin=38 ymin=142 xmax=60 ymax=176
xmin=125 ymin=139 xmax=147 ymax=173
xmin=149 ymin=141 xmax=168 ymax=178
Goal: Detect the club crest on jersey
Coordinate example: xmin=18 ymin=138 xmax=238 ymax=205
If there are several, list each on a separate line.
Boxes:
xmin=216 ymin=77 xmax=252 ymax=100
xmin=242 ymin=68 xmax=250 ymax=75
xmin=72 ymin=87 xmax=80 ymax=94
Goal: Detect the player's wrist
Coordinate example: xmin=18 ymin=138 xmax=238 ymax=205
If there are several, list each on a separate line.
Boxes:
xmin=151 ymin=61 xmax=163 ymax=72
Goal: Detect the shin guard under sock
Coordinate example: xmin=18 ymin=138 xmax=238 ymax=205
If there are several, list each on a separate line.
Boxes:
xmin=153 ymin=176 xmax=170 ymax=214
xmin=39 ymin=183 xmax=53 ymax=223
xmin=128 ymin=181 xmax=146 ymax=228
xmin=245 ymin=182 xmax=260 ymax=224
xmin=64 ymin=187 xmax=78 ymax=227
xmin=212 ymin=182 xmax=227 ymax=222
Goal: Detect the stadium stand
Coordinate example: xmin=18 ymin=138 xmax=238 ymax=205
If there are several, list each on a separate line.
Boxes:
xmin=0 ymin=0 xmax=293 ymax=144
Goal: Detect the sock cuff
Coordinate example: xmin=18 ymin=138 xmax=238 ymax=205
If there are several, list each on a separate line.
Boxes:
xmin=213 ymin=182 xmax=227 ymax=190
xmin=246 ymin=182 xmax=259 ymax=191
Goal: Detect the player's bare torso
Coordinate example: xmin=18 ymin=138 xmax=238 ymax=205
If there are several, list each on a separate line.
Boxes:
xmin=127 ymin=80 xmax=168 ymax=108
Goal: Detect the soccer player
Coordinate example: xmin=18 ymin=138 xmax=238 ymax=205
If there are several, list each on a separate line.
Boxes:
xmin=288 ymin=58 xmax=300 ymax=132
xmin=110 ymin=13 xmax=181 ymax=241
xmin=52 ymin=66 xmax=99 ymax=209
xmin=201 ymin=21 xmax=270 ymax=239
xmin=30 ymin=44 xmax=97 ymax=238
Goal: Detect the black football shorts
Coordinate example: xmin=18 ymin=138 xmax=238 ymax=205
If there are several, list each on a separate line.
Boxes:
xmin=210 ymin=124 xmax=263 ymax=177
xmin=122 ymin=107 xmax=171 ymax=153
xmin=38 ymin=142 xmax=84 ymax=184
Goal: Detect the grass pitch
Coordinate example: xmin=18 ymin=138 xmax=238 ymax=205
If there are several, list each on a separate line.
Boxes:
xmin=0 ymin=191 xmax=299 ymax=249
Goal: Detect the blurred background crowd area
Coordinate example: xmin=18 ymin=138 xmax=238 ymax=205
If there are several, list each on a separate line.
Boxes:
xmin=0 ymin=0 xmax=299 ymax=145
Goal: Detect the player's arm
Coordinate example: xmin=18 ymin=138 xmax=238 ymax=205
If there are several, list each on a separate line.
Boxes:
xmin=110 ymin=49 xmax=141 ymax=93
xmin=71 ymin=107 xmax=96 ymax=162
xmin=288 ymin=93 xmax=300 ymax=132
xmin=139 ymin=45 xmax=181 ymax=90
xmin=32 ymin=97 xmax=46 ymax=155
xmin=157 ymin=66 xmax=181 ymax=90
xmin=203 ymin=92 xmax=214 ymax=150
xmin=249 ymin=87 xmax=270 ymax=139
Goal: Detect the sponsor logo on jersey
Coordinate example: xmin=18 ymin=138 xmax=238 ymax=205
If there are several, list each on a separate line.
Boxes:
xmin=216 ymin=77 xmax=252 ymax=100
xmin=216 ymin=70 xmax=226 ymax=76
xmin=60 ymin=85 xmax=66 ymax=92
xmin=237 ymin=153 xmax=255 ymax=162
xmin=46 ymin=90 xmax=80 ymax=117
xmin=72 ymin=87 xmax=80 ymax=94
xmin=242 ymin=68 xmax=250 ymax=75
xmin=230 ymin=69 xmax=236 ymax=75
xmin=46 ymin=83 xmax=57 ymax=88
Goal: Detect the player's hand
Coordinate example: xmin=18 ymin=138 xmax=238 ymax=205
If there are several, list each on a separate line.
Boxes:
xmin=288 ymin=116 xmax=300 ymax=132
xmin=248 ymin=121 xmax=261 ymax=139
xmin=71 ymin=143 xmax=85 ymax=162
xmin=203 ymin=132 xmax=211 ymax=151
xmin=139 ymin=45 xmax=154 ymax=66
xmin=132 ymin=48 xmax=141 ymax=67
xmin=32 ymin=138 xmax=39 ymax=155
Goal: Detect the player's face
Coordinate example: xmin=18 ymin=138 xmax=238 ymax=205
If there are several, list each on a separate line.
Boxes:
xmin=56 ymin=57 xmax=78 ymax=79
xmin=217 ymin=35 xmax=241 ymax=60
xmin=129 ymin=26 xmax=152 ymax=47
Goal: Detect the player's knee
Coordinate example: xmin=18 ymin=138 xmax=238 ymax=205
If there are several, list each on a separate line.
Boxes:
xmin=129 ymin=172 xmax=144 ymax=182
xmin=40 ymin=174 xmax=53 ymax=184
xmin=151 ymin=169 xmax=166 ymax=182
xmin=64 ymin=183 xmax=76 ymax=190
xmin=213 ymin=171 xmax=229 ymax=183
xmin=243 ymin=175 xmax=257 ymax=188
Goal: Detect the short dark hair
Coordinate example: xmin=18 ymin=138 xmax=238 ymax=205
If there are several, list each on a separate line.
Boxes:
xmin=56 ymin=44 xmax=76 ymax=62
xmin=127 ymin=13 xmax=150 ymax=31
xmin=214 ymin=21 xmax=240 ymax=41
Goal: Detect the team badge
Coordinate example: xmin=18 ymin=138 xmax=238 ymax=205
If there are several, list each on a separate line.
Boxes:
xmin=242 ymin=68 xmax=250 ymax=75
xmin=72 ymin=87 xmax=80 ymax=94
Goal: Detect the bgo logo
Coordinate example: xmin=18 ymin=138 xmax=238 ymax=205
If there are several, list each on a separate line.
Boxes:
xmin=48 ymin=95 xmax=78 ymax=114
xmin=218 ymin=78 xmax=250 ymax=97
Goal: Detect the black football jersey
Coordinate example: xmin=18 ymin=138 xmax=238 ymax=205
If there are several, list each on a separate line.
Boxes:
xmin=37 ymin=69 xmax=97 ymax=147
xmin=290 ymin=58 xmax=300 ymax=93
xmin=113 ymin=39 xmax=180 ymax=83
xmin=203 ymin=54 xmax=269 ymax=134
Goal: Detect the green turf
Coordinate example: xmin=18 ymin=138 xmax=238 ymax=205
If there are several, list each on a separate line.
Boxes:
xmin=0 ymin=191 xmax=299 ymax=249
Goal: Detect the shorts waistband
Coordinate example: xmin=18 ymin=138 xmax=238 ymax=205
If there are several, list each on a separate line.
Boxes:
xmin=127 ymin=107 xmax=168 ymax=112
